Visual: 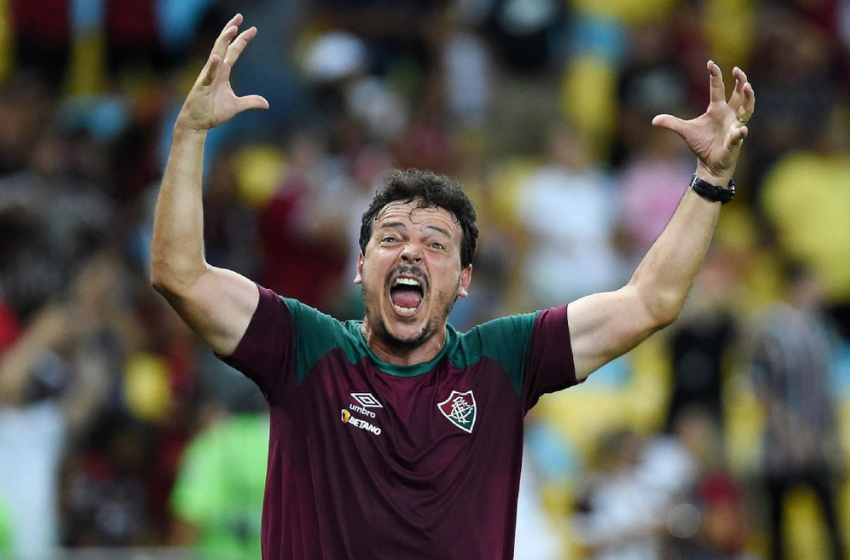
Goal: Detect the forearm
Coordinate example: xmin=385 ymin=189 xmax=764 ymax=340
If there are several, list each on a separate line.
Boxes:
xmin=0 ymin=337 xmax=45 ymax=405
xmin=628 ymin=170 xmax=724 ymax=325
xmin=0 ymin=306 xmax=67 ymax=406
xmin=628 ymin=59 xmax=749 ymax=327
xmin=150 ymin=126 xmax=210 ymax=294
xmin=568 ymin=62 xmax=751 ymax=381
xmin=150 ymin=14 xmax=267 ymax=296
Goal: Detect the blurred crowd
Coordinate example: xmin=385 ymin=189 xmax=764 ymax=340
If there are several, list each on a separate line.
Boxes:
xmin=1 ymin=0 xmax=850 ymax=559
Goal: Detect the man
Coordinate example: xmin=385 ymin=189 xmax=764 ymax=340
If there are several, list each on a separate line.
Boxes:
xmin=0 ymin=252 xmax=121 ymax=558
xmin=170 ymin=410 xmax=269 ymax=560
xmin=751 ymin=263 xmax=845 ymax=560
xmin=150 ymin=14 xmax=754 ymax=560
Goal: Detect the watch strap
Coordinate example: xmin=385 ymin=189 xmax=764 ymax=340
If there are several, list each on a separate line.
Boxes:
xmin=689 ymin=174 xmax=736 ymax=205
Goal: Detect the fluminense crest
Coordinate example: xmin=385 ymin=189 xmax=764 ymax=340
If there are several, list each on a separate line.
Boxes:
xmin=437 ymin=390 xmax=477 ymax=434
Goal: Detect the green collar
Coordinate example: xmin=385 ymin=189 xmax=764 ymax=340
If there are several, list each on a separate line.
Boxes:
xmin=351 ymin=322 xmax=456 ymax=377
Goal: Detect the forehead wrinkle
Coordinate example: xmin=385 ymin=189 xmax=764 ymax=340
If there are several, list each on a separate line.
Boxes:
xmin=376 ymin=221 xmax=454 ymax=241
xmin=376 ymin=221 xmax=408 ymax=231
xmin=376 ymin=202 xmax=459 ymax=238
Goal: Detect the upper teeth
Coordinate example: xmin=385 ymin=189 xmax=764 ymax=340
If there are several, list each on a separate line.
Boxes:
xmin=393 ymin=278 xmax=421 ymax=288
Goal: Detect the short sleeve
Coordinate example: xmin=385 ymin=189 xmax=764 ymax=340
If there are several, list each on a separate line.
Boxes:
xmin=217 ymin=285 xmax=292 ymax=404
xmin=523 ymin=305 xmax=579 ymax=410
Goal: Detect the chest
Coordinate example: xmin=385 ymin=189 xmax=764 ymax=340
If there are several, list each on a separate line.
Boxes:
xmin=281 ymin=351 xmax=523 ymax=467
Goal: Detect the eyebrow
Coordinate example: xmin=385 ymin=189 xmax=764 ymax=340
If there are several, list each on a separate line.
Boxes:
xmin=424 ymin=225 xmax=452 ymax=238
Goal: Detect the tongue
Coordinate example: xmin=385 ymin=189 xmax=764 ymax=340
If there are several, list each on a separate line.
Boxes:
xmin=391 ymin=287 xmax=423 ymax=309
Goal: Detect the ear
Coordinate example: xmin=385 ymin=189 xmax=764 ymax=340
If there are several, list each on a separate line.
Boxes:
xmin=457 ymin=265 xmax=473 ymax=298
xmin=353 ymin=252 xmax=365 ymax=284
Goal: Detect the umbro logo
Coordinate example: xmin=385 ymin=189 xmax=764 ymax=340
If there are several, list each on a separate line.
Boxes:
xmin=343 ymin=393 xmax=384 ymax=436
xmin=351 ymin=393 xmax=383 ymax=408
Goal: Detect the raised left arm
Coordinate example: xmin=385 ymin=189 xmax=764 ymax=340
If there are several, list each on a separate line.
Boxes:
xmin=568 ymin=61 xmax=755 ymax=381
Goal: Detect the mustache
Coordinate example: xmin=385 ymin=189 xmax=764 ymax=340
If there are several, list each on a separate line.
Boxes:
xmin=389 ymin=265 xmax=428 ymax=289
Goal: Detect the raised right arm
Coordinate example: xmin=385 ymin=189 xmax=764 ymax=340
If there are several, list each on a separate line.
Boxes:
xmin=150 ymin=14 xmax=269 ymax=356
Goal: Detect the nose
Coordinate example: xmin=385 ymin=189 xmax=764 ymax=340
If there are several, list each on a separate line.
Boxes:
xmin=399 ymin=242 xmax=422 ymax=263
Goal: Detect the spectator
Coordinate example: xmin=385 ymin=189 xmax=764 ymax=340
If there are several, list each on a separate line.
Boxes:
xmin=257 ymin=130 xmax=352 ymax=313
xmin=664 ymin=249 xmax=740 ymax=433
xmin=617 ymin=123 xmax=696 ymax=265
xmin=169 ymin=408 xmax=269 ymax=559
xmin=0 ymin=252 xmax=132 ymax=557
xmin=750 ymin=261 xmax=846 ymax=560
xmin=573 ymin=429 xmax=681 ymax=560
xmin=663 ymin=405 xmax=753 ymax=560
xmin=516 ymin=122 xmax=625 ymax=307
xmin=759 ymin=102 xmax=850 ymax=339
xmin=62 ymin=411 xmax=158 ymax=547
xmin=745 ymin=7 xmax=844 ymax=209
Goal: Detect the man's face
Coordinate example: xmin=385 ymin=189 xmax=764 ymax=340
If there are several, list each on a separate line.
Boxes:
xmin=355 ymin=199 xmax=472 ymax=349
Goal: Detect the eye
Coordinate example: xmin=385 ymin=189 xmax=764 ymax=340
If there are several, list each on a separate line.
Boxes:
xmin=430 ymin=242 xmax=445 ymax=250
xmin=381 ymin=236 xmax=397 ymax=243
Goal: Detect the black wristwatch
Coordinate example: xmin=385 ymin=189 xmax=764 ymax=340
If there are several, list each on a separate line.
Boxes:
xmin=689 ymin=174 xmax=736 ymax=205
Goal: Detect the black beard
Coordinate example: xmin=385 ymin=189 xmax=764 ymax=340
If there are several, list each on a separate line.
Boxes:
xmin=375 ymin=316 xmax=439 ymax=350
xmin=360 ymin=287 xmax=459 ymax=351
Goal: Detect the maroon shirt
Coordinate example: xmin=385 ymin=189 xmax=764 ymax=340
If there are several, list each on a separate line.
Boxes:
xmin=220 ymin=285 xmax=578 ymax=559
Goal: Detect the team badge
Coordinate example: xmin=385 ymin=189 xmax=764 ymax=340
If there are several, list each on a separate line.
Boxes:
xmin=437 ymin=390 xmax=477 ymax=433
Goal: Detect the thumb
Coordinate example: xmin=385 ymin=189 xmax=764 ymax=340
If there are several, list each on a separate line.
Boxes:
xmin=651 ymin=113 xmax=687 ymax=136
xmin=237 ymin=95 xmax=270 ymax=112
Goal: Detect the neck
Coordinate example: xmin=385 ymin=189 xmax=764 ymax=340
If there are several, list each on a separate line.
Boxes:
xmin=360 ymin=323 xmax=447 ymax=366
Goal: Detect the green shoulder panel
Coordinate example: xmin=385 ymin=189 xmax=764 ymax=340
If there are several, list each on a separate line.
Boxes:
xmin=282 ymin=298 xmax=367 ymax=384
xmin=451 ymin=311 xmax=540 ymax=395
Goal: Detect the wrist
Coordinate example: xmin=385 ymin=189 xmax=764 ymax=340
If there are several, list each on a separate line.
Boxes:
xmin=694 ymin=161 xmax=734 ymax=187
xmin=172 ymin=121 xmax=209 ymax=140
xmin=689 ymin=174 xmax=736 ymax=205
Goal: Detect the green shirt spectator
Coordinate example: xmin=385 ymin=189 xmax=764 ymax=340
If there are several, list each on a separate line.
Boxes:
xmin=170 ymin=413 xmax=269 ymax=560
xmin=0 ymin=495 xmax=13 ymax=552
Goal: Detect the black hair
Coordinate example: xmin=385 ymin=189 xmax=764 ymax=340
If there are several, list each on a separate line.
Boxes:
xmin=359 ymin=169 xmax=478 ymax=268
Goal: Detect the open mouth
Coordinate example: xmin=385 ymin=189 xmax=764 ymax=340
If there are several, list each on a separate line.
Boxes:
xmin=389 ymin=277 xmax=424 ymax=316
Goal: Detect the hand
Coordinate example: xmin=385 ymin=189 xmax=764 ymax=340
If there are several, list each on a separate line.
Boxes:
xmin=27 ymin=303 xmax=75 ymax=349
xmin=652 ymin=61 xmax=755 ymax=184
xmin=176 ymin=14 xmax=269 ymax=132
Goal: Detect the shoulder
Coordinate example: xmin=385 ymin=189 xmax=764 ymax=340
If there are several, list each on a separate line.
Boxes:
xmin=280 ymin=296 xmax=351 ymax=340
xmin=281 ymin=297 xmax=368 ymax=375
xmin=456 ymin=311 xmax=541 ymax=352
xmin=448 ymin=311 xmax=542 ymax=380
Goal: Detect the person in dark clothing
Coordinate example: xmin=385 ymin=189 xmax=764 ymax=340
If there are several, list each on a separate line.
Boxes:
xmin=752 ymin=262 xmax=846 ymax=560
